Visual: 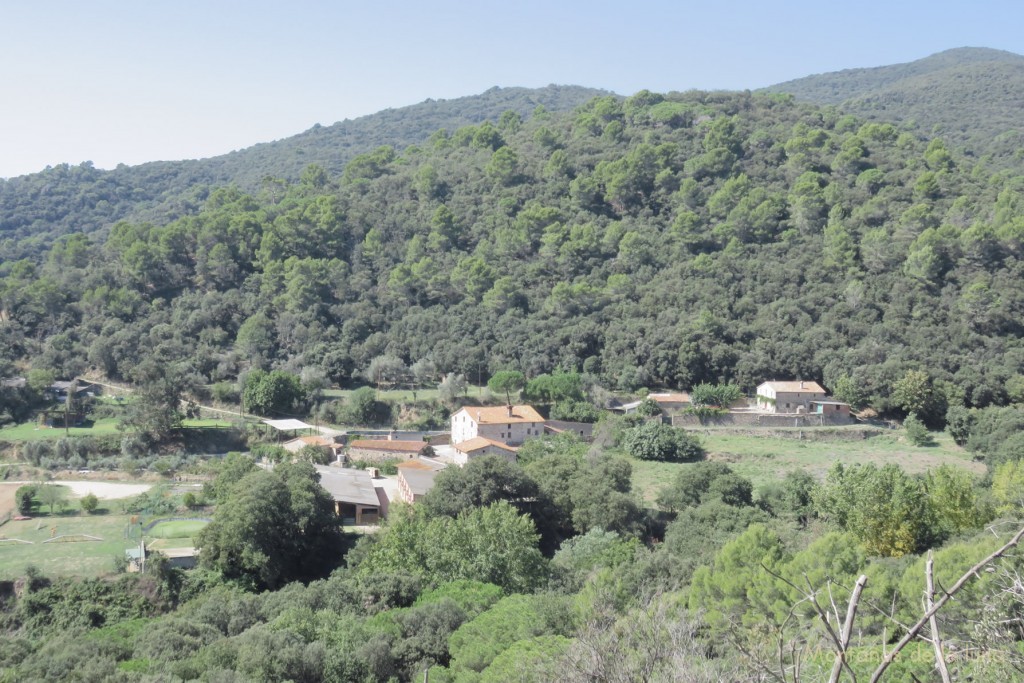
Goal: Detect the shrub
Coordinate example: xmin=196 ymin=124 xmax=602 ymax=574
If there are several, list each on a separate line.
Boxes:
xmin=550 ymin=400 xmax=601 ymax=423
xmin=635 ymin=398 xmax=662 ymax=417
xmin=623 ymin=422 xmax=704 ymax=462
xmin=904 ymin=413 xmax=935 ymax=446
xmin=80 ymin=493 xmax=99 ymax=514
xmin=15 ymin=485 xmax=36 ymax=515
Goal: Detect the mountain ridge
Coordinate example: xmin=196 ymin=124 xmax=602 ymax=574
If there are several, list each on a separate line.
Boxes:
xmin=763 ymin=47 xmax=1024 ymax=159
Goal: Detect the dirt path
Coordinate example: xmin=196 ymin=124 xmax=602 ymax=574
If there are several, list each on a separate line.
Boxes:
xmin=4 ymin=480 xmax=152 ymax=500
xmin=0 ymin=484 xmax=17 ymax=519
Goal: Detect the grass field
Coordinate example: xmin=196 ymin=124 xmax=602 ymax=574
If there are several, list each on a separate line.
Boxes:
xmin=0 ymin=418 xmax=121 ymax=442
xmin=0 ymin=513 xmax=207 ymax=578
xmin=0 ymin=417 xmax=236 ymax=444
xmin=147 ymin=520 xmax=207 ymax=538
xmin=630 ymin=429 xmax=984 ymax=503
xmin=0 ymin=513 xmax=137 ymax=578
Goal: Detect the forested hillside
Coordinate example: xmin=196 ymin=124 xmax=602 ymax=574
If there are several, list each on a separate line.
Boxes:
xmin=2 ymin=88 xmax=1024 ymax=419
xmin=765 ymin=47 xmax=1024 ymax=163
xmin=0 ymin=85 xmax=609 ymax=261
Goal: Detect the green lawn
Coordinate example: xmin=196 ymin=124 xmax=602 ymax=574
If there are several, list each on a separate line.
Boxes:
xmin=0 ymin=418 xmax=122 ymax=442
xmin=147 ymin=520 xmax=208 ymax=538
xmin=0 ymin=511 xmax=208 ymax=578
xmin=0 ymin=513 xmax=138 ymax=578
xmin=630 ymin=429 xmax=984 ymax=503
xmin=0 ymin=417 xmax=236 ymax=443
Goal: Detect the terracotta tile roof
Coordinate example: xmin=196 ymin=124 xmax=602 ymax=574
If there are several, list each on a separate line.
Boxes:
xmin=453 ymin=437 xmax=518 ymax=453
xmin=398 ymin=457 xmax=447 ymax=471
xmin=454 ymin=405 xmax=544 ymax=424
xmin=757 ymin=381 xmax=826 ymax=394
xmin=648 ymin=392 xmax=691 ymax=403
xmin=348 ymin=439 xmax=426 ymax=453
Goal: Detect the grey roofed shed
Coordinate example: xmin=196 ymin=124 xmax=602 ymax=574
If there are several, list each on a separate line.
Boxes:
xmin=314 ymin=466 xmax=381 ymax=507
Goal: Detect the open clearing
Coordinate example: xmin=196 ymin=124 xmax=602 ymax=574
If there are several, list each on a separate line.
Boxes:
xmin=0 ymin=513 xmax=137 ymax=578
xmin=50 ymin=481 xmax=153 ymax=500
xmin=147 ymin=520 xmax=207 ymax=538
xmin=631 ymin=430 xmax=983 ymax=503
xmin=0 ymin=480 xmax=151 ymax=504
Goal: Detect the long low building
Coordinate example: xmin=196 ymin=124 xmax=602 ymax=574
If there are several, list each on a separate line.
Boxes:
xmin=451 ymin=437 xmax=517 ymax=465
xmin=346 ymin=438 xmax=430 ymax=463
xmin=396 ymin=458 xmax=448 ymax=504
xmin=314 ymin=466 xmax=385 ymax=525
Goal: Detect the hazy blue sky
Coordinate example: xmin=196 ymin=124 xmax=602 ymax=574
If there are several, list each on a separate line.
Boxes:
xmin=3 ymin=0 xmax=1023 ymax=178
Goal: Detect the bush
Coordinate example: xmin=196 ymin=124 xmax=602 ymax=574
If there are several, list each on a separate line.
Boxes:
xmin=904 ymin=413 xmax=935 ymax=446
xmin=80 ymin=493 xmax=99 ymax=514
xmin=635 ymin=398 xmax=662 ymax=417
xmin=945 ymin=405 xmax=974 ymax=446
xmin=211 ymin=382 xmax=240 ymax=404
xmin=690 ymin=382 xmax=742 ymax=408
xmin=343 ymin=387 xmax=393 ymax=426
xmin=623 ymin=422 xmax=705 ymax=462
xmin=15 ymin=485 xmax=36 ymax=515
xmin=549 ymin=400 xmax=601 ymax=423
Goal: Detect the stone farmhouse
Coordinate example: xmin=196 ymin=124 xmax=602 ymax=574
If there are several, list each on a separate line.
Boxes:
xmin=756 ymin=381 xmax=827 ymax=413
xmin=451 ymin=437 xmax=518 ymax=465
xmin=346 ymin=437 xmax=431 ymax=463
xmin=450 ymin=404 xmax=546 ymax=447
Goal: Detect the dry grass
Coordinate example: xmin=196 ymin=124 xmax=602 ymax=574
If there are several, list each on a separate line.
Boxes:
xmin=631 ymin=429 xmax=983 ymax=503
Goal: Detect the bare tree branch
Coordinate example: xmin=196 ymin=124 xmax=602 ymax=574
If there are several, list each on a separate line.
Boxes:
xmin=925 ymin=551 xmax=952 ymax=683
xmin=869 ymin=524 xmax=1024 ymax=683
xmin=829 ymin=574 xmax=868 ymax=683
xmin=760 ymin=564 xmax=862 ymax=683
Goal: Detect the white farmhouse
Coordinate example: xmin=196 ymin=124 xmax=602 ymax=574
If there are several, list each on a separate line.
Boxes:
xmin=756 ymin=381 xmax=826 ymax=414
xmin=450 ymin=404 xmax=545 ymax=446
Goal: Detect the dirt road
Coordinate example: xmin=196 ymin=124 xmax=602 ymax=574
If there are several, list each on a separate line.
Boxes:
xmin=2 ymin=480 xmax=152 ymax=502
xmin=0 ymin=484 xmax=17 ymax=519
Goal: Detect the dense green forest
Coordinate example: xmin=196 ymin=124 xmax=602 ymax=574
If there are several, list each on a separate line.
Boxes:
xmin=765 ymin=47 xmax=1024 ymax=165
xmin=0 ymin=85 xmax=608 ymax=262
xmin=3 ymin=87 xmax=1024 ymax=420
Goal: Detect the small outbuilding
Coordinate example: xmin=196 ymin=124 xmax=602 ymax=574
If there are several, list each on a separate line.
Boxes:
xmin=396 ymin=458 xmax=448 ymax=504
xmin=451 ymin=437 xmax=518 ymax=465
xmin=315 ymin=466 xmax=384 ymax=525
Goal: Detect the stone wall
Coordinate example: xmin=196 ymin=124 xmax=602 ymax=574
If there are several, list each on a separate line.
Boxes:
xmin=678 ymin=426 xmax=882 ymax=441
xmin=346 ymin=448 xmax=419 ymax=464
xmin=671 ymin=412 xmax=853 ymax=428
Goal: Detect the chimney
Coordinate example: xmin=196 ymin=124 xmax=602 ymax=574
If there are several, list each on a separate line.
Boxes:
xmin=800 ymin=381 xmax=805 ymax=389
xmin=506 ymin=405 xmax=513 ymax=417
xmin=388 ymin=430 xmax=395 ymax=441
xmin=477 ymin=411 xmax=482 ymax=422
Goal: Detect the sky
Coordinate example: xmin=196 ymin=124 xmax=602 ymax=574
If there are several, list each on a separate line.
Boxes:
xmin=2 ymin=0 xmax=1023 ymax=179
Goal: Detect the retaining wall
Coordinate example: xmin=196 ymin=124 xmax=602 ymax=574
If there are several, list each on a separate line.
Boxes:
xmin=671 ymin=412 xmax=852 ymax=428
